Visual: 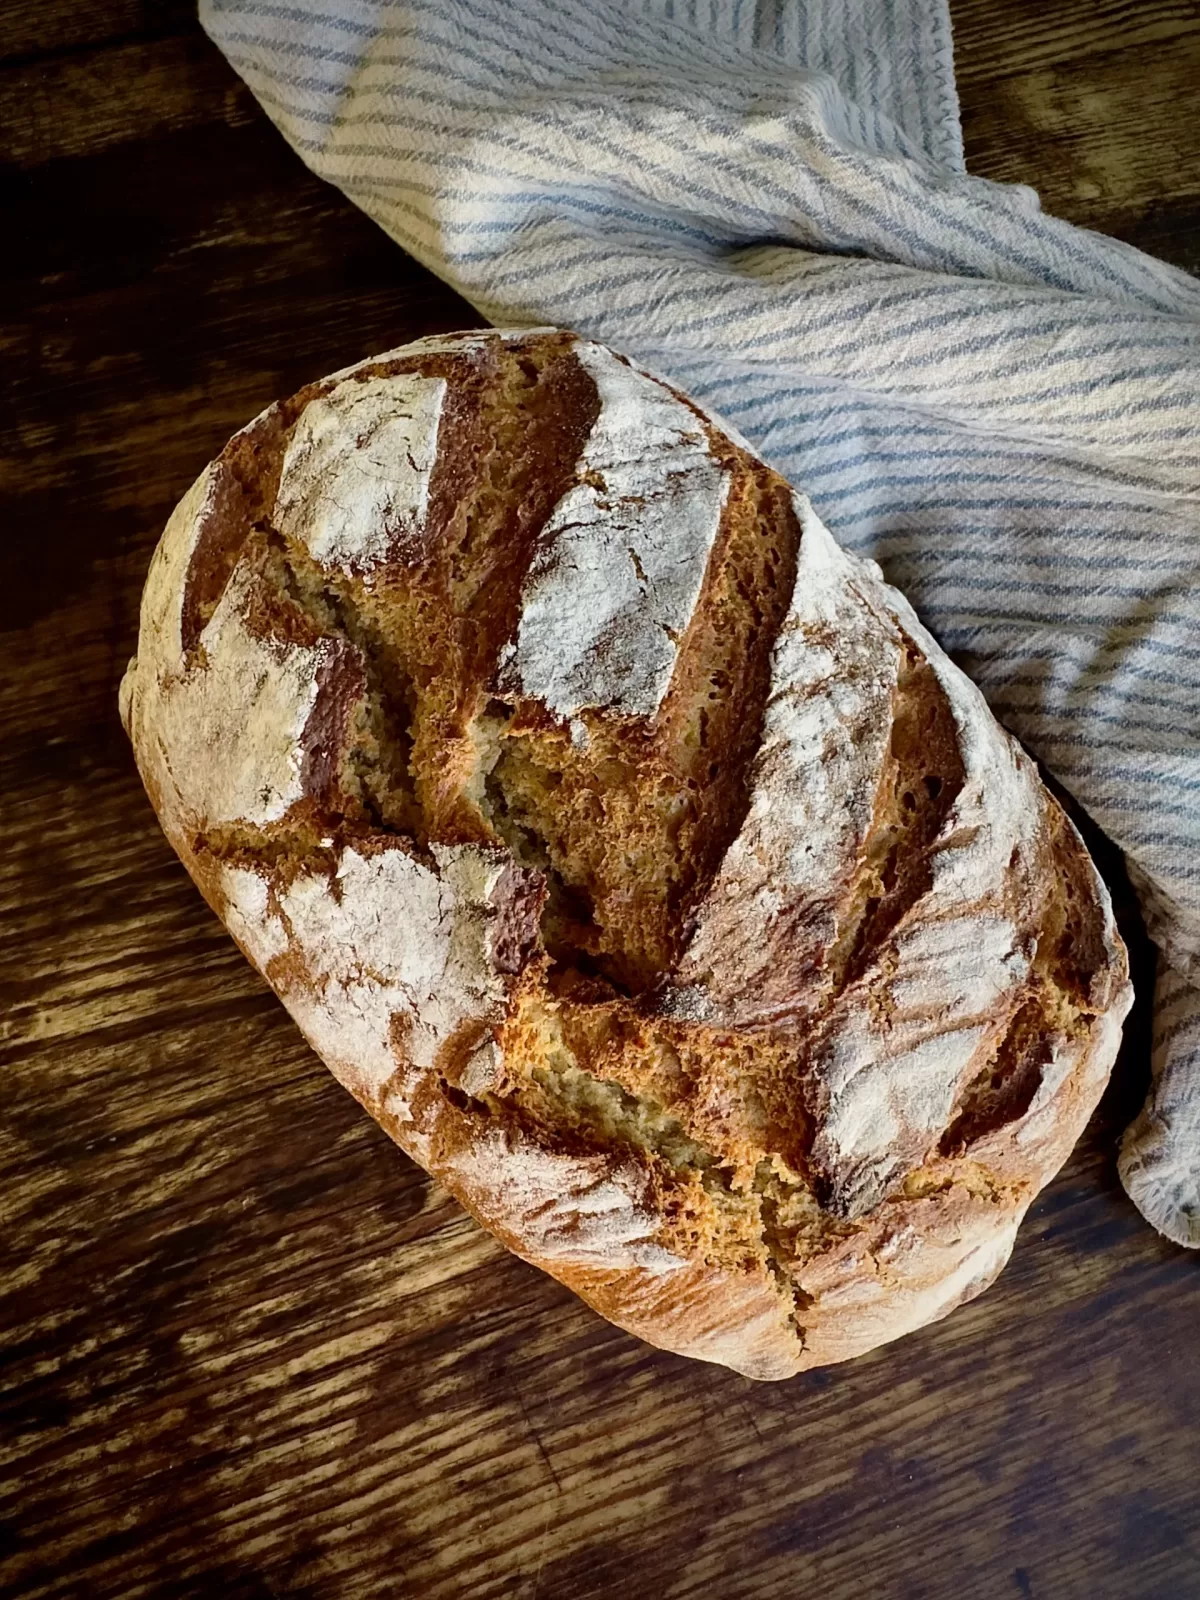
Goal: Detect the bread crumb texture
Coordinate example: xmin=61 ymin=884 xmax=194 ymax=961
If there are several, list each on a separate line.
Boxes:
xmin=122 ymin=329 xmax=1133 ymax=1378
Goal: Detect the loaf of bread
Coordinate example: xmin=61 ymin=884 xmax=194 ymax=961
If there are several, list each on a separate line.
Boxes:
xmin=121 ymin=328 xmax=1132 ymax=1378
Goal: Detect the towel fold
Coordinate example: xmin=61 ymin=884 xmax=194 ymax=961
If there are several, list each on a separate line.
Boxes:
xmin=201 ymin=0 xmax=1200 ymax=1245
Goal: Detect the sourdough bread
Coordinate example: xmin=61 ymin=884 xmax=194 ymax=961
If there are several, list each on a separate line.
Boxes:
xmin=121 ymin=328 xmax=1132 ymax=1378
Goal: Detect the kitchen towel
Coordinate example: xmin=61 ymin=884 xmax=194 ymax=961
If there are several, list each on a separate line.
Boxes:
xmin=201 ymin=0 xmax=1200 ymax=1246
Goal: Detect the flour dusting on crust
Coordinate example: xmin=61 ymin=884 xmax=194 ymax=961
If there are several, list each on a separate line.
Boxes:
xmin=151 ymin=560 xmax=328 ymax=826
xmin=446 ymin=1131 xmax=686 ymax=1274
xmin=680 ymin=495 xmax=901 ymax=990
xmin=818 ymin=914 xmax=1031 ymax=1197
xmin=131 ymin=464 xmax=218 ymax=677
xmin=801 ymin=1213 xmax=1021 ymax=1365
xmin=498 ymin=341 xmax=730 ymax=719
xmin=220 ymin=842 xmax=513 ymax=1108
xmin=275 ymin=374 xmax=447 ymax=571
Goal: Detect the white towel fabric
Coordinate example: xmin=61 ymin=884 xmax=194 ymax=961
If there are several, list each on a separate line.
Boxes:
xmin=200 ymin=0 xmax=1200 ymax=1246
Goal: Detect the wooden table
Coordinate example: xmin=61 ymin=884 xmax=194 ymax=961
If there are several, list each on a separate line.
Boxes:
xmin=3 ymin=4 xmax=1198 ymax=1596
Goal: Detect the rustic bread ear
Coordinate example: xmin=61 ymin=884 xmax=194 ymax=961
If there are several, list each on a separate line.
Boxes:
xmin=123 ymin=329 xmax=1132 ymax=1379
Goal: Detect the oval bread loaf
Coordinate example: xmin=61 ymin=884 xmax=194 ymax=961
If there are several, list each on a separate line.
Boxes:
xmin=121 ymin=328 xmax=1132 ymax=1379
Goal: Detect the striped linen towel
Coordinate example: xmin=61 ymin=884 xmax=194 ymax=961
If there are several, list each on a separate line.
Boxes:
xmin=201 ymin=0 xmax=1200 ymax=1247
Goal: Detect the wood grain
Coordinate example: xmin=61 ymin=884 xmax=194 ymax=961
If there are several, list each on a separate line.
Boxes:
xmin=0 ymin=0 xmax=195 ymax=66
xmin=956 ymin=0 xmax=1200 ymax=272
xmin=2 ymin=4 xmax=1198 ymax=1598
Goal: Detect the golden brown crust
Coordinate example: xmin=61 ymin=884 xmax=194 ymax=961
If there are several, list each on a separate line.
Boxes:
xmin=121 ymin=328 xmax=1132 ymax=1380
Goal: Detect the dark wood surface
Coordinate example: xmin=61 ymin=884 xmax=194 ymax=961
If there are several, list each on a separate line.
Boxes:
xmin=2 ymin=5 xmax=1198 ymax=1597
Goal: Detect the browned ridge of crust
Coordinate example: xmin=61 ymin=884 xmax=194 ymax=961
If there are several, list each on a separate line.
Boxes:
xmin=129 ymin=329 xmax=1132 ymax=1377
